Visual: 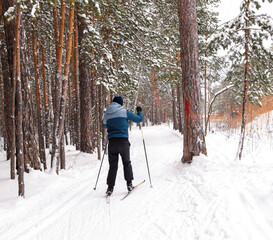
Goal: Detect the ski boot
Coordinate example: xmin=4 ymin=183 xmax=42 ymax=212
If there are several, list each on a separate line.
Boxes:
xmin=127 ymin=182 xmax=134 ymax=192
xmin=106 ymin=186 xmax=114 ymax=196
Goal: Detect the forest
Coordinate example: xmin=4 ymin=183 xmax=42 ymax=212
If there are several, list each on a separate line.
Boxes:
xmin=0 ymin=0 xmax=273 ymax=199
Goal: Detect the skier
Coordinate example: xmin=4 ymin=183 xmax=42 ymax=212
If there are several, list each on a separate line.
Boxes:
xmin=103 ymin=94 xmax=143 ymax=196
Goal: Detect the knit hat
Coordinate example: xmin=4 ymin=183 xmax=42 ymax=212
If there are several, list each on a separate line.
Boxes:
xmin=112 ymin=94 xmax=124 ymax=106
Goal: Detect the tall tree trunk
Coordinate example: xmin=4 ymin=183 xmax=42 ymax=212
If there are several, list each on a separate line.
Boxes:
xmin=177 ymin=83 xmax=183 ymax=134
xmin=0 ymin=32 xmax=7 ymax=151
xmin=204 ymin=44 xmax=208 ymax=124
xmin=72 ymin=14 xmax=80 ymax=150
xmin=151 ymin=71 xmax=155 ymax=125
xmin=90 ymin=51 xmax=96 ymax=150
xmin=41 ymin=42 xmax=49 ymax=148
xmin=102 ymin=86 xmax=107 ymax=148
xmin=97 ymin=85 xmax=101 ymax=160
xmin=56 ymin=0 xmax=75 ymax=173
xmin=237 ymin=0 xmax=250 ymax=160
xmin=0 ymin=66 xmax=5 ymax=148
xmin=32 ymin=23 xmax=46 ymax=170
xmin=155 ymin=82 xmax=160 ymax=124
xmin=172 ymin=86 xmax=178 ymax=130
xmin=51 ymin=0 xmax=65 ymax=168
xmin=78 ymin=10 xmax=93 ymax=153
xmin=15 ymin=1 xmax=24 ymax=197
xmin=1 ymin=0 xmax=16 ymax=179
xmin=178 ymin=0 xmax=207 ymax=163
xmin=21 ymin=25 xmax=40 ymax=171
xmin=68 ymin=65 xmax=73 ymax=144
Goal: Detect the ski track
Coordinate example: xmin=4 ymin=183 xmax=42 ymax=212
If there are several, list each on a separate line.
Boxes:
xmin=1 ymin=125 xmax=273 ymax=240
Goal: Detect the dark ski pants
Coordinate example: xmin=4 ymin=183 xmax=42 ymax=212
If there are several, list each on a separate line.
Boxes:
xmin=107 ymin=138 xmax=133 ymax=187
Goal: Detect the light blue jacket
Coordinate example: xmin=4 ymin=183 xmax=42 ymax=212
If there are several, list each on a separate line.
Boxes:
xmin=103 ymin=102 xmax=143 ymax=139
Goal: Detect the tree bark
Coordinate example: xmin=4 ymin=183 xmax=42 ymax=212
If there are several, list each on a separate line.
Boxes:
xmin=177 ymin=83 xmax=183 ymax=134
xmin=0 ymin=66 xmax=5 ymax=147
xmin=32 ymin=22 xmax=46 ymax=170
xmin=97 ymin=85 xmax=101 ymax=160
xmin=238 ymin=0 xmax=250 ymax=160
xmin=102 ymin=86 xmax=107 ymax=147
xmin=41 ymin=42 xmax=49 ymax=148
xmin=51 ymin=0 xmax=66 ymax=169
xmin=20 ymin=25 xmax=40 ymax=171
xmin=172 ymin=87 xmax=178 ymax=130
xmin=0 ymin=31 xmax=7 ymax=151
xmin=1 ymin=0 xmax=16 ymax=179
xmin=151 ymin=71 xmax=155 ymax=125
xmin=14 ymin=1 xmax=24 ymax=197
xmin=72 ymin=14 xmax=80 ymax=150
xmin=78 ymin=10 xmax=93 ymax=153
xmin=56 ymin=0 xmax=75 ymax=173
xmin=178 ymin=0 xmax=207 ymax=163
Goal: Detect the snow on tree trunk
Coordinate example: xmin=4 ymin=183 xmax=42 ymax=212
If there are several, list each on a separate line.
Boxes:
xmin=178 ymin=0 xmax=207 ymax=163
xmin=56 ymin=0 xmax=75 ymax=173
xmin=237 ymin=0 xmax=250 ymax=161
xmin=41 ymin=42 xmax=49 ymax=149
xmin=15 ymin=1 xmax=24 ymax=197
xmin=32 ymin=20 xmax=46 ymax=170
xmin=51 ymin=0 xmax=65 ymax=169
xmin=2 ymin=0 xmax=16 ymax=178
xmin=20 ymin=25 xmax=40 ymax=171
xmin=71 ymin=17 xmax=80 ymax=150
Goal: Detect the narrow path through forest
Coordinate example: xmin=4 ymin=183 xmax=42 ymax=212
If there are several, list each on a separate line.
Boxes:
xmin=1 ymin=125 xmax=273 ymax=240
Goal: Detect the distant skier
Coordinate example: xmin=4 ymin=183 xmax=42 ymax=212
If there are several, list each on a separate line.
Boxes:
xmin=103 ymin=94 xmax=143 ymax=196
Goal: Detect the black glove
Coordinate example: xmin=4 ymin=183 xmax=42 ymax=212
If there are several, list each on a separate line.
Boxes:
xmin=136 ymin=106 xmax=142 ymax=112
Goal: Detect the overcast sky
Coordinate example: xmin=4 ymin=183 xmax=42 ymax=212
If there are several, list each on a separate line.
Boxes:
xmin=216 ymin=0 xmax=273 ymax=48
xmin=217 ymin=0 xmax=273 ymax=24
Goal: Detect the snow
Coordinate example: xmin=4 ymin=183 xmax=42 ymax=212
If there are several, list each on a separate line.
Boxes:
xmin=3 ymin=7 xmax=15 ymax=22
xmin=31 ymin=3 xmax=39 ymax=18
xmin=1 ymin=112 xmax=273 ymax=240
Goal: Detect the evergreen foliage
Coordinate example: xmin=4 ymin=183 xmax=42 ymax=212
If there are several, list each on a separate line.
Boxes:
xmin=211 ymin=0 xmax=273 ymax=106
xmin=1 ymin=0 xmax=273 ymax=194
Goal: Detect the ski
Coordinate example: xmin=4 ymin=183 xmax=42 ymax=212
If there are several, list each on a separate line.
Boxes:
xmin=106 ymin=195 xmax=110 ymax=204
xmin=121 ymin=180 xmax=145 ymax=201
xmin=106 ymin=194 xmax=112 ymax=204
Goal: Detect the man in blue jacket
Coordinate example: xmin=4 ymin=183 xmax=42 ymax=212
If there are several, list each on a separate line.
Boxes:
xmin=103 ymin=94 xmax=143 ymax=196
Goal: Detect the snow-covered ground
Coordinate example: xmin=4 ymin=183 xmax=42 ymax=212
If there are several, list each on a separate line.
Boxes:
xmin=0 ymin=112 xmax=273 ymax=240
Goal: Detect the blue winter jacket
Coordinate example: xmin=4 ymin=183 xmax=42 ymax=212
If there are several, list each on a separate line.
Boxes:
xmin=103 ymin=102 xmax=143 ymax=139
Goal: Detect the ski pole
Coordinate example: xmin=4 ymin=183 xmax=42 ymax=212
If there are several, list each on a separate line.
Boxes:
xmin=93 ymin=141 xmax=108 ymax=190
xmin=140 ymin=125 xmax=153 ymax=188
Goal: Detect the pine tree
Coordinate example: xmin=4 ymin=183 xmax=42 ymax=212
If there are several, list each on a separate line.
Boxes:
xmin=77 ymin=5 xmax=94 ymax=154
xmin=20 ymin=24 xmax=40 ymax=171
xmin=212 ymin=0 xmax=273 ymax=159
xmin=1 ymin=0 xmax=16 ymax=178
xmin=32 ymin=18 xmax=46 ymax=170
xmin=0 ymin=0 xmax=227 ymax=195
xmin=178 ymin=0 xmax=207 ymax=163
xmin=14 ymin=1 xmax=24 ymax=197
xmin=56 ymin=0 xmax=75 ymax=173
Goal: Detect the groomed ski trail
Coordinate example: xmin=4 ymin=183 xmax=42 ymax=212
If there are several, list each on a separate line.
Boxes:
xmin=1 ymin=125 xmax=273 ymax=240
